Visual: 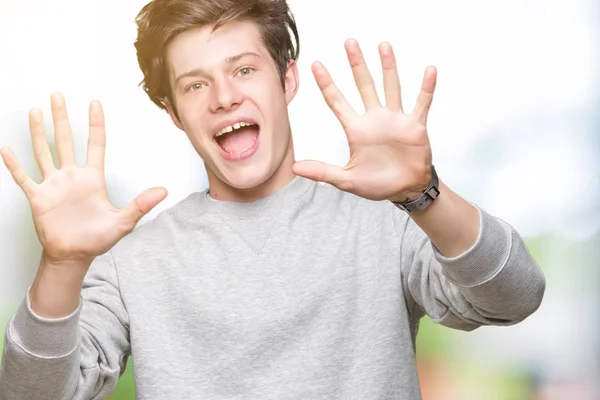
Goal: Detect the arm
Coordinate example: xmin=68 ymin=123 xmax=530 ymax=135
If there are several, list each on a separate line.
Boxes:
xmin=400 ymin=179 xmax=480 ymax=258
xmin=394 ymin=190 xmax=546 ymax=330
xmin=289 ymin=39 xmax=545 ymax=328
xmin=0 ymin=93 xmax=165 ymax=399
xmin=0 ymin=253 xmax=131 ymax=399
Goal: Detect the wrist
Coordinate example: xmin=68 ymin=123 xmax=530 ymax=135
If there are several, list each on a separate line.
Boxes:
xmin=40 ymin=251 xmax=93 ymax=274
xmin=388 ymin=167 xmax=434 ymax=203
xmin=391 ymin=165 xmax=440 ymax=213
xmin=31 ymin=254 xmax=91 ymax=318
xmin=390 ymin=189 xmax=428 ymax=203
xmin=40 ymin=251 xmax=93 ymax=272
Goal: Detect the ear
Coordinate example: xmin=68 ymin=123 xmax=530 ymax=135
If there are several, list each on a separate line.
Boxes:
xmin=284 ymin=60 xmax=300 ymax=105
xmin=164 ymin=97 xmax=185 ymax=131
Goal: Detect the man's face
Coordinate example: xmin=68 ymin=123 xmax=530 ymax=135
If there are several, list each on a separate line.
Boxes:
xmin=165 ymin=20 xmax=299 ymax=195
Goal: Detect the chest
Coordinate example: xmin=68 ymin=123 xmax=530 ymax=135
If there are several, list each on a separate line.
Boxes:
xmin=116 ymin=213 xmax=417 ymax=397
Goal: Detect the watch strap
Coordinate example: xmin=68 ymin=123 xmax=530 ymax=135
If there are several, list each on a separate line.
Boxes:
xmin=393 ymin=166 xmax=440 ymax=213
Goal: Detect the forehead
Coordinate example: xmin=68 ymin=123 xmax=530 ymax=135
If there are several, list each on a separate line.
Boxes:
xmin=167 ymin=20 xmax=268 ymax=77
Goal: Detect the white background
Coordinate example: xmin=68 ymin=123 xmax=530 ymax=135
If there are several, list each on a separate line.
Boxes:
xmin=1 ymin=0 xmax=599 ymax=394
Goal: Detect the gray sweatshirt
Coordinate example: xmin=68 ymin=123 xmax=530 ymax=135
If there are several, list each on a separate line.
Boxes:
xmin=0 ymin=176 xmax=545 ymax=399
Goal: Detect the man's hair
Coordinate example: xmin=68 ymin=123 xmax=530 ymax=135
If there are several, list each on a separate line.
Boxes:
xmin=134 ymin=0 xmax=300 ymax=115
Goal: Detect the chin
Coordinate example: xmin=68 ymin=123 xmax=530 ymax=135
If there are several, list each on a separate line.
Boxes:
xmin=219 ymin=161 xmax=276 ymax=191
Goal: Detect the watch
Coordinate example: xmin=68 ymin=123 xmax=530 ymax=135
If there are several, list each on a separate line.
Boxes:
xmin=392 ymin=166 xmax=440 ymax=213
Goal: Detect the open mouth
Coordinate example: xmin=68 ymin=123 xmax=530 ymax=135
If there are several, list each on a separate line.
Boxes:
xmin=214 ymin=121 xmax=260 ymax=156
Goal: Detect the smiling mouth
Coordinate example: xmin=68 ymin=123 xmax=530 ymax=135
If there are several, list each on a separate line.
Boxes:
xmin=214 ymin=123 xmax=260 ymax=155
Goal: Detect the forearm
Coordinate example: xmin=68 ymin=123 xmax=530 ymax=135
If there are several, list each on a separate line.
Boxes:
xmin=400 ymin=203 xmax=546 ymax=329
xmin=1 ymin=253 xmax=130 ymax=400
xmin=430 ymin=208 xmax=546 ymax=322
xmin=29 ymin=253 xmax=91 ymax=318
xmin=0 ymin=257 xmax=90 ymax=399
xmin=408 ymin=179 xmax=480 ymax=258
xmin=0 ymin=295 xmax=82 ymax=400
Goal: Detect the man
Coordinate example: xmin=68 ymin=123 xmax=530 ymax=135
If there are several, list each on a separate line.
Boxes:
xmin=0 ymin=0 xmax=545 ymax=398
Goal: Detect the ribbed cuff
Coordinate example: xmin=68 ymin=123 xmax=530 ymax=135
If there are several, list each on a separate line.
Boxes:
xmin=8 ymin=287 xmax=82 ymax=358
xmin=433 ymin=205 xmax=512 ymax=288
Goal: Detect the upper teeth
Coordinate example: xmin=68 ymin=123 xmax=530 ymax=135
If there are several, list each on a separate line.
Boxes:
xmin=216 ymin=121 xmax=254 ymax=137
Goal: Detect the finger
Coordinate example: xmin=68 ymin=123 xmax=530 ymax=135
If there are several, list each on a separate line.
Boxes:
xmin=292 ymin=160 xmax=352 ymax=190
xmin=345 ymin=38 xmax=381 ymax=110
xmin=29 ymin=108 xmax=56 ymax=178
xmin=0 ymin=147 xmax=38 ymax=199
xmin=85 ymin=100 xmax=106 ymax=170
xmin=50 ymin=92 xmax=76 ymax=167
xmin=312 ymin=61 xmax=356 ymax=127
xmin=379 ymin=42 xmax=403 ymax=112
xmin=413 ymin=66 xmax=438 ymax=124
xmin=120 ymin=187 xmax=168 ymax=229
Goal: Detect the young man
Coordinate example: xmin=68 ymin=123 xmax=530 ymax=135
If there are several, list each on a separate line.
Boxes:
xmin=0 ymin=0 xmax=545 ymax=398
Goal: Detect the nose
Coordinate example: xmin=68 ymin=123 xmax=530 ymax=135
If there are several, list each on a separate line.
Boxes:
xmin=209 ymin=77 xmax=243 ymax=113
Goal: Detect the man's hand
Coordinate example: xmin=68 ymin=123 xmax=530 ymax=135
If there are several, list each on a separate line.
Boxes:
xmin=1 ymin=93 xmax=168 ymax=266
xmin=293 ymin=39 xmax=436 ymax=203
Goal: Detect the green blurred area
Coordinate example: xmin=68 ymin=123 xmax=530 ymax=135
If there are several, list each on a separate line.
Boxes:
xmin=109 ymin=362 xmax=135 ymax=400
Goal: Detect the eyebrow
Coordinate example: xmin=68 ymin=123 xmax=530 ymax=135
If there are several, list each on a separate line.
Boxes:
xmin=175 ymin=51 xmax=261 ymax=83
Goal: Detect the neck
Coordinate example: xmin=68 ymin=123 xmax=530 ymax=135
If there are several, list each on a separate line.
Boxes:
xmin=206 ymin=139 xmax=297 ymax=203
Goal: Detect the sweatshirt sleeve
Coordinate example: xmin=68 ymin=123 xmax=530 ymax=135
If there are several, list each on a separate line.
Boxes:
xmin=396 ymin=204 xmax=546 ymax=331
xmin=0 ymin=251 xmax=130 ymax=400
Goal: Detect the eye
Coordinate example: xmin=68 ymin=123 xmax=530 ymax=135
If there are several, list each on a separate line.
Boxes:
xmin=186 ymin=82 xmax=207 ymax=92
xmin=237 ymin=67 xmax=254 ymax=77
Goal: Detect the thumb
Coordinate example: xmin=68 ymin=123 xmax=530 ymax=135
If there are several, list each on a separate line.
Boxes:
xmin=121 ymin=186 xmax=168 ymax=227
xmin=292 ymin=160 xmax=351 ymax=190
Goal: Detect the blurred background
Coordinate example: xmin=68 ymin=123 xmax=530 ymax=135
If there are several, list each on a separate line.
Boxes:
xmin=0 ymin=0 xmax=598 ymax=399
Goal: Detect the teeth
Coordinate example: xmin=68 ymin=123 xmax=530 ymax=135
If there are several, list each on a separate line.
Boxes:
xmin=216 ymin=121 xmax=255 ymax=137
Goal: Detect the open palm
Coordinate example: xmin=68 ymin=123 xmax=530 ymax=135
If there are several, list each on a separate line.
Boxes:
xmin=0 ymin=93 xmax=167 ymax=263
xmin=293 ymin=39 xmax=436 ymax=203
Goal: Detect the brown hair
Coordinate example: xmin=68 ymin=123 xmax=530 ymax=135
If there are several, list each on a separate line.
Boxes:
xmin=134 ymin=0 xmax=300 ymax=116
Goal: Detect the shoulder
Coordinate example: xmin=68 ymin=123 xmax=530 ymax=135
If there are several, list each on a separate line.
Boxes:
xmin=314 ymin=182 xmax=408 ymax=227
xmin=112 ymin=191 xmax=203 ymax=253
